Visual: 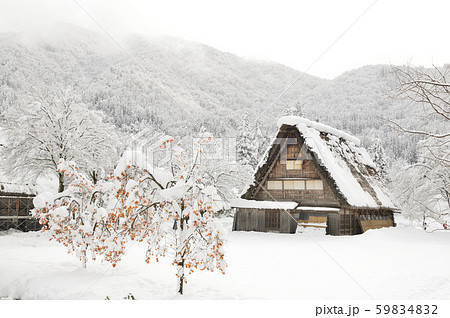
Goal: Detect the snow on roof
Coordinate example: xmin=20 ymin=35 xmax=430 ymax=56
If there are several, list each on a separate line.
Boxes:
xmin=296 ymin=206 xmax=340 ymax=212
xmin=277 ymin=116 xmax=361 ymax=146
xmin=0 ymin=182 xmax=36 ymax=196
xmin=230 ymin=198 xmax=297 ymax=210
xmin=277 ymin=116 xmax=394 ymax=209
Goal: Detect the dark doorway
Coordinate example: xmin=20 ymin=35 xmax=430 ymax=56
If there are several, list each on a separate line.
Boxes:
xmin=265 ymin=210 xmax=280 ymax=231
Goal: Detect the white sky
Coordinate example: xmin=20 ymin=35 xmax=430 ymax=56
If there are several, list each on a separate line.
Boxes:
xmin=0 ymin=0 xmax=449 ymax=79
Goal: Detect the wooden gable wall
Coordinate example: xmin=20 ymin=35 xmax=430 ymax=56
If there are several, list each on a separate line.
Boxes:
xmin=251 ymin=132 xmax=340 ymax=207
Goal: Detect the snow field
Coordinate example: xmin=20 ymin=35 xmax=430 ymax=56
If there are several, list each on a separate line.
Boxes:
xmin=1 ymin=216 xmax=449 ymax=299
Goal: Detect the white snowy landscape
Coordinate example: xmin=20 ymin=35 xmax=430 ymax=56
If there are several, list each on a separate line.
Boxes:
xmin=0 ymin=0 xmax=449 ymax=307
xmin=2 ymin=215 xmax=450 ymax=300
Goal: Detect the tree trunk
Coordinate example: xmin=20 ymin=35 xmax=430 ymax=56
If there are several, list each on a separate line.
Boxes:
xmin=177 ymin=215 xmax=185 ymax=295
xmin=58 ymin=172 xmax=65 ymax=193
xmin=82 ymin=250 xmax=87 ymax=269
xmin=91 ymin=170 xmax=98 ymax=185
xmin=177 ymin=259 xmax=184 ymax=295
xmin=81 ymin=242 xmax=87 ymax=269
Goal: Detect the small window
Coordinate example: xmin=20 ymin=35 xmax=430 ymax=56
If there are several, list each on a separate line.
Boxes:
xmin=286 ymin=160 xmax=302 ymax=170
xmin=284 ymin=180 xmax=295 ymax=190
xmin=267 ymin=180 xmax=283 ymax=190
xmin=283 ymin=180 xmax=305 ymax=190
xmin=294 ymin=180 xmax=305 ymax=190
xmin=287 ymin=144 xmax=300 ymax=159
xmin=306 ymin=179 xmax=323 ymax=190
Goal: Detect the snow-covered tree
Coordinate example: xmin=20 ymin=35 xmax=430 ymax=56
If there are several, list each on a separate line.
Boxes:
xmin=389 ymin=65 xmax=450 ymax=230
xmin=295 ymin=101 xmax=304 ymax=117
xmin=32 ymin=136 xmax=227 ymax=294
xmin=388 ymin=154 xmax=450 ymax=230
xmin=368 ymin=137 xmax=389 ymax=181
xmin=255 ymin=121 xmax=271 ymax=160
xmin=392 ymin=64 xmax=449 ymax=168
xmin=283 ymin=102 xmax=304 ymax=117
xmin=1 ymin=88 xmax=121 ymax=192
xmin=193 ymin=132 xmax=254 ymax=215
xmin=144 ymin=136 xmax=227 ymax=294
xmin=31 ymin=160 xmax=111 ymax=268
xmin=236 ymin=114 xmax=259 ymax=168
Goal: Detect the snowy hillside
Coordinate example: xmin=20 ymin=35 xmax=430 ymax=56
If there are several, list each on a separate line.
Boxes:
xmin=0 ymin=24 xmax=323 ymax=135
xmin=0 ymin=23 xmax=437 ymax=161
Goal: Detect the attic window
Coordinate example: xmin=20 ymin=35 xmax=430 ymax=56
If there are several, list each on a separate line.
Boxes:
xmin=306 ymin=179 xmax=323 ymax=190
xmin=286 ymin=160 xmax=302 ymax=170
xmin=287 ymin=144 xmax=300 ymax=159
xmin=267 ymin=180 xmax=283 ymax=190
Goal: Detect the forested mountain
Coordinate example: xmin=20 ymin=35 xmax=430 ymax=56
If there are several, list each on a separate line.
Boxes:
xmin=0 ymin=23 xmax=431 ymax=161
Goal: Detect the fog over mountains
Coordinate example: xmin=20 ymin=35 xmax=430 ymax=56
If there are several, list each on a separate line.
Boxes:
xmin=0 ymin=24 xmax=429 ymax=161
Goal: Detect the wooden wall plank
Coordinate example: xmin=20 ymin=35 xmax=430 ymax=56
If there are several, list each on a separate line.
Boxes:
xmin=359 ymin=219 xmax=394 ymax=232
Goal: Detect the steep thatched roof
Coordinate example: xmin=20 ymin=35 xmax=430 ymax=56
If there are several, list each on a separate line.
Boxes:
xmin=243 ymin=116 xmax=395 ymax=209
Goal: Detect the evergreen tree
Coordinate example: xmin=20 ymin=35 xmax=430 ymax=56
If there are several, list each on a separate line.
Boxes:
xmin=283 ymin=105 xmax=297 ymax=116
xmin=283 ymin=102 xmax=304 ymax=117
xmin=368 ymin=137 xmax=389 ymax=181
xmin=255 ymin=120 xmax=271 ymax=159
xmin=236 ymin=114 xmax=259 ymax=168
xmin=295 ymin=101 xmax=304 ymax=117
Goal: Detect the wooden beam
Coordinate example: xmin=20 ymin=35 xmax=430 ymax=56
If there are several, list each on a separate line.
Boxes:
xmin=0 ymin=216 xmax=34 ymax=219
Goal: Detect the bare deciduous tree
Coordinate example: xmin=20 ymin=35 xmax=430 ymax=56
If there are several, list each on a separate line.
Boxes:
xmin=390 ymin=64 xmax=449 ymax=168
xmin=388 ymin=64 xmax=450 ymax=230
xmin=0 ymin=88 xmax=121 ymax=192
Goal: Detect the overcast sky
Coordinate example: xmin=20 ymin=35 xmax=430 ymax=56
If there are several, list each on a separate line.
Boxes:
xmin=0 ymin=0 xmax=448 ymax=79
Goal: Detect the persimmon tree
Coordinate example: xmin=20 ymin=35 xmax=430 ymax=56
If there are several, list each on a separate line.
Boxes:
xmin=32 ymin=160 xmax=112 ymax=268
xmin=32 ymin=135 xmax=227 ymax=294
xmin=111 ymin=136 xmax=227 ymax=294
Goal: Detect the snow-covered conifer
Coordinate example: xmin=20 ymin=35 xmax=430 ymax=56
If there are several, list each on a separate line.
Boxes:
xmin=368 ymin=137 xmax=389 ymax=181
xmin=236 ymin=114 xmax=259 ymax=168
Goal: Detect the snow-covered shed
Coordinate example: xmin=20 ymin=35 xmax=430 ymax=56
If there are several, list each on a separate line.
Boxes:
xmin=231 ymin=116 xmax=397 ymax=235
xmin=0 ymin=181 xmax=39 ymax=231
xmin=0 ymin=130 xmax=39 ymax=231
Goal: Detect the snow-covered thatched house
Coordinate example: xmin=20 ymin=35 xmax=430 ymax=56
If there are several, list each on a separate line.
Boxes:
xmin=231 ymin=116 xmax=397 ymax=236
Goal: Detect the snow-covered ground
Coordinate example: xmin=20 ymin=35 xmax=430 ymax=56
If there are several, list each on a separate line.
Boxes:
xmin=1 ymin=216 xmax=449 ymax=300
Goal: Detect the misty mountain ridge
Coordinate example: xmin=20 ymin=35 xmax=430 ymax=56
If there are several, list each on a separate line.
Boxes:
xmin=0 ymin=23 xmax=434 ymax=161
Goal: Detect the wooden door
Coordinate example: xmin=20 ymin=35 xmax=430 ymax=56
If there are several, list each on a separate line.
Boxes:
xmin=265 ymin=210 xmax=280 ymax=231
